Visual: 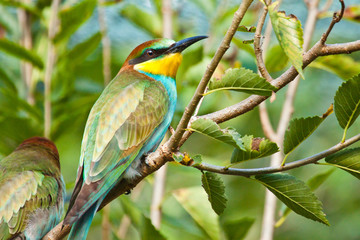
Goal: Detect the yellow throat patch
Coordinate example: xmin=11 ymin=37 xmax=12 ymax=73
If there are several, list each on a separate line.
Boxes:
xmin=134 ymin=53 xmax=182 ymax=79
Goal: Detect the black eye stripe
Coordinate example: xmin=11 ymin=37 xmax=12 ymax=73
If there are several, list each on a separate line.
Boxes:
xmin=129 ymin=47 xmax=170 ymax=65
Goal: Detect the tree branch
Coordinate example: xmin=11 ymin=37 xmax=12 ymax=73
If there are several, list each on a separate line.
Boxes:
xmin=97 ymin=1 xmax=112 ymax=238
xmin=192 ymin=133 xmax=360 ymax=176
xmin=98 ymin=0 xmax=112 ymax=86
xmin=201 ymin=40 xmax=360 ymax=124
xmin=259 ymin=1 xmax=320 ymax=238
xmin=43 ymin=1 xmax=360 ymax=238
xmin=44 ymin=0 xmax=60 ymax=138
xmin=17 ymin=0 xmax=34 ymax=105
xmin=254 ymin=4 xmax=273 ymax=82
xmin=151 ymin=0 xmax=173 ymax=228
xmin=320 ymin=0 xmax=344 ymax=44
xmin=167 ymin=0 xmax=254 ymax=151
xmin=255 ymin=0 xmax=278 ymax=142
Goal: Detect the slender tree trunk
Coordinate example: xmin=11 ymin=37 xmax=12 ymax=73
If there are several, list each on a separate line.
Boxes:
xmin=150 ymin=0 xmax=173 ymax=229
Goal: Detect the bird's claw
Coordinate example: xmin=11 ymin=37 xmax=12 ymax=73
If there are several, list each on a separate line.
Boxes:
xmin=145 ymin=157 xmax=157 ymax=167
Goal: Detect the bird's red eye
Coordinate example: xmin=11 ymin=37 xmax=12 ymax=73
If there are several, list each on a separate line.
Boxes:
xmin=146 ymin=49 xmax=154 ymax=56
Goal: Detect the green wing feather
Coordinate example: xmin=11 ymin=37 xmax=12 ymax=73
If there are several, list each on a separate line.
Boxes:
xmin=80 ymin=71 xmax=169 ymax=183
xmin=0 ymin=171 xmax=59 ymax=236
xmin=0 ymin=171 xmax=43 ymax=223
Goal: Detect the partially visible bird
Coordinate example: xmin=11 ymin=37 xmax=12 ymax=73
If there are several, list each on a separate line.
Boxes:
xmin=0 ymin=137 xmax=65 ymax=240
xmin=64 ymin=36 xmax=207 ymax=239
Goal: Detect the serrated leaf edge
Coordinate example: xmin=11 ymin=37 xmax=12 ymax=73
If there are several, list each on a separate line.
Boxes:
xmin=254 ymin=175 xmax=329 ymax=225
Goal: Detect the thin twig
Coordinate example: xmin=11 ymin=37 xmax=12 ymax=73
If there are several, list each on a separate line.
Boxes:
xmin=255 ymin=0 xmax=277 ymax=142
xmin=98 ymin=0 xmax=111 ymax=85
xmin=276 ymin=0 xmax=320 ymax=153
xmin=117 ymin=182 xmax=144 ymax=239
xmin=259 ymin=103 xmax=277 ymax=141
xmin=97 ymin=1 xmax=112 ymax=238
xmin=319 ymin=0 xmax=333 ymax=14
xmin=44 ymin=0 xmax=60 ymax=138
xmin=17 ymin=1 xmax=34 ymax=104
xmin=258 ymin=0 xmax=280 ymax=143
xmin=192 ymin=133 xmax=360 ymax=176
xmin=42 ymin=37 xmax=360 ymax=240
xmin=42 ymin=4 xmax=360 ymax=240
xmin=150 ymin=163 xmax=167 ymax=229
xmin=261 ymin=1 xmax=320 ymax=238
xmin=320 ymin=0 xmax=345 ymax=44
xmin=257 ymin=0 xmax=282 ymax=238
xmin=193 ymin=87 xmax=207 ymax=117
xmin=254 ymin=4 xmax=273 ymax=82
xmin=101 ymin=205 xmax=111 ymax=240
xmin=151 ymin=0 xmax=172 ymax=229
xmin=167 ymin=0 xmax=255 ymax=151
xmin=200 ymin=39 xmax=360 ymax=125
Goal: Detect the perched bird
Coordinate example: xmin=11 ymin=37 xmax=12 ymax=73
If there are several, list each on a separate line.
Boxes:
xmin=0 ymin=137 xmax=65 ymax=240
xmin=64 ymin=36 xmax=206 ymax=239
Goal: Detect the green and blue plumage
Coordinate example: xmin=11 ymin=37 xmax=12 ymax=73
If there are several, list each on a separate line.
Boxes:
xmin=0 ymin=137 xmax=65 ymax=240
xmin=64 ymin=36 xmax=206 ymax=240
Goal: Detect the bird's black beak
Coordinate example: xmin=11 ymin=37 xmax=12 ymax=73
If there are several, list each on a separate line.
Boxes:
xmin=168 ymin=35 xmax=207 ymax=53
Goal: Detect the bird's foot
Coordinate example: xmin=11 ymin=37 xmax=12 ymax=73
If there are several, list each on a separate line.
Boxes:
xmin=145 ymin=157 xmax=157 ymax=167
xmin=125 ymin=190 xmax=131 ymax=195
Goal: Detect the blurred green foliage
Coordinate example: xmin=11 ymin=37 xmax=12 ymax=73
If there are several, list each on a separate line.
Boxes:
xmin=0 ymin=0 xmax=360 ymax=239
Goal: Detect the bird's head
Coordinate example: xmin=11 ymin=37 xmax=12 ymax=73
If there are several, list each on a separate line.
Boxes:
xmin=17 ymin=136 xmax=60 ymax=169
xmin=121 ymin=36 xmax=207 ymax=79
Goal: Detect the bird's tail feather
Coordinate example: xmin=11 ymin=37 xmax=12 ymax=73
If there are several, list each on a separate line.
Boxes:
xmin=67 ymin=198 xmax=103 ymax=240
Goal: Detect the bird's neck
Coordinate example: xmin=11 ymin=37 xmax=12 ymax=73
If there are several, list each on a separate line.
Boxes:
xmin=138 ymin=71 xmax=177 ymax=104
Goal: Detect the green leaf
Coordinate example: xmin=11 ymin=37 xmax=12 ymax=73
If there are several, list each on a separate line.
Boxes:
xmin=0 ymin=5 xmax=18 ymax=33
xmin=0 ymin=89 xmax=42 ymax=122
xmin=189 ymin=118 xmax=244 ymax=150
xmin=59 ymin=32 xmax=102 ymax=66
xmin=119 ymin=197 xmax=142 ymax=226
xmin=310 ymin=55 xmax=360 ymax=80
xmin=265 ymin=44 xmax=289 ymax=73
xmin=206 ymin=68 xmax=277 ymax=96
xmin=334 ymin=75 xmax=360 ymax=140
xmin=0 ymin=117 xmax=42 ymax=155
xmin=192 ymin=154 xmax=203 ymax=166
xmin=343 ymin=5 xmax=360 ymax=23
xmin=173 ymin=187 xmax=220 ymax=240
xmin=54 ymin=0 xmax=97 ymax=43
xmin=120 ymin=4 xmax=162 ymax=37
xmin=237 ymin=25 xmax=256 ymax=32
xmin=283 ymin=105 xmax=333 ymax=156
xmin=269 ymin=1 xmax=304 ymax=78
xmin=140 ymin=216 xmax=166 ymax=240
xmin=232 ymin=38 xmax=255 ymax=57
xmin=172 ymin=153 xmax=184 ymax=162
xmin=276 ymin=169 xmax=334 ymax=227
xmin=325 ymin=148 xmax=360 ymax=179
xmin=0 ymin=0 xmax=41 ymax=17
xmin=201 ymin=172 xmax=227 ymax=215
xmin=0 ymin=39 xmax=43 ymax=68
xmin=242 ymin=39 xmax=254 ymax=44
xmin=255 ymin=173 xmax=329 ymax=225
xmin=0 ymin=68 xmax=16 ymax=92
xmin=119 ymin=197 xmax=166 ymax=240
xmin=284 ymin=116 xmax=323 ymax=155
xmin=307 ymin=168 xmax=335 ymax=190
xmin=231 ymin=136 xmax=279 ymax=163
xmin=222 ymin=217 xmax=255 ymax=240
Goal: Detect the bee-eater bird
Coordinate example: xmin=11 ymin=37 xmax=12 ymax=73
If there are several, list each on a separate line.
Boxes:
xmin=0 ymin=137 xmax=65 ymax=240
xmin=64 ymin=36 xmax=206 ymax=239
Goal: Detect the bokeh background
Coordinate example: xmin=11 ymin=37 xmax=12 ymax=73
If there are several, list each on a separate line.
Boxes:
xmin=0 ymin=0 xmax=359 ymax=239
